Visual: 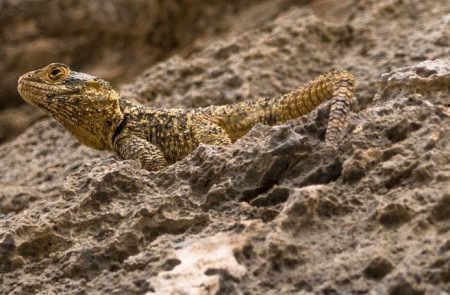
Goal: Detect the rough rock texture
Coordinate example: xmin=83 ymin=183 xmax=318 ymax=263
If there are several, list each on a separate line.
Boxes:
xmin=1 ymin=0 xmax=450 ymax=294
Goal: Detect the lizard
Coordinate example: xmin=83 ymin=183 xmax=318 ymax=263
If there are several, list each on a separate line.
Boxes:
xmin=17 ymin=63 xmax=355 ymax=171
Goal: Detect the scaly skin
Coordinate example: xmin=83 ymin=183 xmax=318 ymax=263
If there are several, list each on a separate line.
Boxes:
xmin=18 ymin=63 xmax=355 ymax=171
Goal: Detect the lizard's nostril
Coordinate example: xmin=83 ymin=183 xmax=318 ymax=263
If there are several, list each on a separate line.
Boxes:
xmin=18 ymin=73 xmax=32 ymax=84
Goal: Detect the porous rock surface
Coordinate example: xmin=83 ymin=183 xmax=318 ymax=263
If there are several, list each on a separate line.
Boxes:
xmin=1 ymin=0 xmax=450 ymax=294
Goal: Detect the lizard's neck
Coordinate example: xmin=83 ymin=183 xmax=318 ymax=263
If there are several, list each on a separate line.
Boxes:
xmin=52 ymin=90 xmax=124 ymax=151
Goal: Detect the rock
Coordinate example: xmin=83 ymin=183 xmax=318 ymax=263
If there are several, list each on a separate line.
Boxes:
xmin=148 ymin=233 xmax=247 ymax=295
xmin=1 ymin=0 xmax=450 ymax=294
xmin=377 ymin=203 xmax=414 ymax=228
xmin=0 ymin=105 xmax=45 ymax=144
xmin=431 ymin=192 xmax=450 ymax=222
xmin=363 ymin=256 xmax=395 ymax=280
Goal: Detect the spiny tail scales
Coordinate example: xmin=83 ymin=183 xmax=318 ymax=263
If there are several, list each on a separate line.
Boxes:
xmin=201 ymin=70 xmax=355 ymax=145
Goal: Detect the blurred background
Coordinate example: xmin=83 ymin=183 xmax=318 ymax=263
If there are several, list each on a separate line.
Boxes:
xmin=0 ymin=0 xmax=317 ymax=144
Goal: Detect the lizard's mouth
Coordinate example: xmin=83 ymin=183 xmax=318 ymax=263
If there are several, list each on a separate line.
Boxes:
xmin=18 ymin=75 xmax=76 ymax=106
xmin=17 ymin=79 xmax=45 ymax=108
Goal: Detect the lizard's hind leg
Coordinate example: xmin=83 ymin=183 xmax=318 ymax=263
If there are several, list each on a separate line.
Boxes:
xmin=194 ymin=120 xmax=232 ymax=146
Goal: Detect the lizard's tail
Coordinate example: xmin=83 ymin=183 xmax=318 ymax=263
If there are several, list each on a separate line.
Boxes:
xmin=202 ymin=70 xmax=355 ymax=144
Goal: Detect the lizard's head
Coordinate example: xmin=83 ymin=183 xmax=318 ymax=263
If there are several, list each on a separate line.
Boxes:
xmin=18 ymin=63 xmax=124 ymax=150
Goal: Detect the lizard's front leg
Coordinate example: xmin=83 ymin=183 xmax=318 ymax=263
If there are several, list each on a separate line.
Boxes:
xmin=113 ymin=134 xmax=167 ymax=171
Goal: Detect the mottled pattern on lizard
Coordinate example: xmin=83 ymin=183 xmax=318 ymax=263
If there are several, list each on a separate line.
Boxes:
xmin=18 ymin=63 xmax=355 ymax=171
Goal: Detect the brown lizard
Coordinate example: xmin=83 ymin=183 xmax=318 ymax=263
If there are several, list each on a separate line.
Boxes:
xmin=18 ymin=63 xmax=355 ymax=171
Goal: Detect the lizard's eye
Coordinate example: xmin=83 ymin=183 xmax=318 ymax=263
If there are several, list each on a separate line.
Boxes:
xmin=47 ymin=66 xmax=67 ymax=81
